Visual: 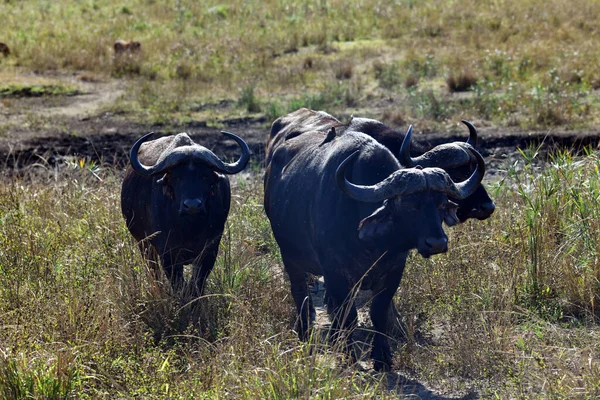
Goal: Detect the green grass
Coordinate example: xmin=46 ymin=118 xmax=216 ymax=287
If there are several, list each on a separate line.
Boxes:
xmin=1 ymin=150 xmax=600 ymax=398
xmin=0 ymin=83 xmax=81 ymax=97
xmin=2 ymin=0 xmax=600 ymax=128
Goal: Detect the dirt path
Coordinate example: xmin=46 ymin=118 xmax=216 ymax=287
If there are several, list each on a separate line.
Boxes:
xmin=40 ymin=79 xmax=125 ymax=119
xmin=309 ymin=278 xmax=477 ymax=399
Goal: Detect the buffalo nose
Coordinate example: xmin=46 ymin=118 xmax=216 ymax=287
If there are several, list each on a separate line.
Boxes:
xmin=182 ymin=199 xmax=204 ymax=214
xmin=424 ymin=237 xmax=448 ymax=254
xmin=480 ymin=201 xmax=495 ymax=214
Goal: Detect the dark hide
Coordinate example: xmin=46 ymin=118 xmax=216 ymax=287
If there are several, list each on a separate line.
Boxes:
xmin=264 ymin=111 xmax=483 ymax=371
xmin=121 ymin=133 xmax=235 ymax=297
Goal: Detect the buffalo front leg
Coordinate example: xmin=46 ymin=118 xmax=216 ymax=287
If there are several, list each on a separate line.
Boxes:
xmin=369 ymin=265 xmax=405 ymax=372
xmin=160 ymin=251 xmax=184 ymax=292
xmin=190 ymin=238 xmax=221 ymax=298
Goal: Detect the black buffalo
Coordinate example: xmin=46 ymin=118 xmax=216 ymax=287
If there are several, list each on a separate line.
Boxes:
xmin=264 ymin=111 xmax=485 ymax=371
xmin=347 ymin=116 xmax=495 ymax=222
xmin=268 ymin=109 xmax=494 ymax=222
xmin=121 ymin=131 xmax=250 ymax=296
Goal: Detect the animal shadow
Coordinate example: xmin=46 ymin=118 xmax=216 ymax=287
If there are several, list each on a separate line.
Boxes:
xmin=384 ymin=372 xmax=479 ymax=399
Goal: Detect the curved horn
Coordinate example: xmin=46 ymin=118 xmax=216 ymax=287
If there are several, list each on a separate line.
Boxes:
xmin=129 ymin=132 xmax=157 ymax=176
xmin=214 ymin=131 xmax=251 ymax=174
xmin=129 ymin=131 xmax=250 ymax=176
xmin=335 ymin=151 xmax=393 ymax=203
xmin=444 ymin=147 xmax=486 ymax=199
xmin=461 ymin=120 xmax=478 ymax=147
xmin=398 ymin=125 xmax=415 ymax=167
xmin=336 ymin=148 xmax=484 ymax=203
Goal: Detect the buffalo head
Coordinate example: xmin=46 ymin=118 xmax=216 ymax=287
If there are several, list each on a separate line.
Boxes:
xmin=398 ymin=121 xmax=495 ymax=222
xmin=336 ymin=134 xmax=485 ymax=258
xmin=130 ymin=131 xmax=249 ymax=220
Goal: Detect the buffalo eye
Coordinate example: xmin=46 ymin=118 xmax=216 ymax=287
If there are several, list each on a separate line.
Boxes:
xmin=157 ymin=174 xmax=175 ymax=199
xmin=448 ymin=201 xmax=459 ymax=212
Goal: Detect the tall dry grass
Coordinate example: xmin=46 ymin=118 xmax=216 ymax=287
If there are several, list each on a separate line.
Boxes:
xmin=0 ymin=149 xmax=599 ymax=397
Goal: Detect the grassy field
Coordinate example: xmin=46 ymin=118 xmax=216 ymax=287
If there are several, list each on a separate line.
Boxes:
xmin=2 ymin=0 xmax=600 ymax=398
xmin=2 ymin=0 xmax=600 ymax=128
xmin=1 ymin=151 xmax=600 ymax=398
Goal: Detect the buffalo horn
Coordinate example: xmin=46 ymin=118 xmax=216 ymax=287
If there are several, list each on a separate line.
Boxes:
xmin=129 ymin=131 xmax=250 ymax=176
xmin=442 ymin=147 xmax=485 ymax=199
xmin=398 ymin=125 xmax=415 ymax=167
xmin=336 ymin=147 xmax=486 ymax=203
xmin=335 ymin=151 xmax=397 ymax=203
xmin=462 ymin=120 xmax=478 ymax=147
xmin=399 ymin=122 xmax=479 ymax=168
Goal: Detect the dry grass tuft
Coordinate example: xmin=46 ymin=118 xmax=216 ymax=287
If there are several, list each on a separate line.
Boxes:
xmin=1 ymin=149 xmax=600 ymax=397
xmin=446 ymin=70 xmax=478 ymax=92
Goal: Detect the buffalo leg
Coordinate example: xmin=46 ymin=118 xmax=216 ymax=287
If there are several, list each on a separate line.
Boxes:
xmin=285 ymin=263 xmax=314 ymax=341
xmin=321 ymin=269 xmax=358 ymax=355
xmin=161 ymin=252 xmax=184 ymax=291
xmin=369 ymin=266 xmax=405 ymax=372
xmin=387 ymin=301 xmax=408 ymax=340
xmin=190 ymin=238 xmax=221 ymax=298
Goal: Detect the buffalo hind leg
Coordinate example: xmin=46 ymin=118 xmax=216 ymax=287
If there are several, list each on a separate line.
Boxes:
xmin=286 ymin=265 xmax=314 ymax=341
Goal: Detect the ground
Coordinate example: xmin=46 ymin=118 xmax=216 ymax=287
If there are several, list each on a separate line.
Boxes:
xmin=2 ymin=73 xmax=600 ymax=174
xmin=2 ymin=72 xmax=600 ymax=399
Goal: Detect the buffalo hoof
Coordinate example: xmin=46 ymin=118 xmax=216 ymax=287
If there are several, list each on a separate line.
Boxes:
xmin=371 ymin=346 xmax=393 ymax=372
xmin=373 ymin=358 xmax=392 ymax=372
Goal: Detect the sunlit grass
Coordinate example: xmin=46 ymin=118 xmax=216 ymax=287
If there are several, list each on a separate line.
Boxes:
xmin=1 ymin=0 xmax=600 ymax=128
xmin=1 ymin=149 xmax=600 ymax=397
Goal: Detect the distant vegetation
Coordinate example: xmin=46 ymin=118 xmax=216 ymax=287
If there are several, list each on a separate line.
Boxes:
xmin=0 ymin=83 xmax=81 ymax=97
xmin=1 ymin=0 xmax=599 ymax=128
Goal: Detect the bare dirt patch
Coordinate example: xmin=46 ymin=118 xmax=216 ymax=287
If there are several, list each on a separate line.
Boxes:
xmin=1 ymin=74 xmax=600 ymax=176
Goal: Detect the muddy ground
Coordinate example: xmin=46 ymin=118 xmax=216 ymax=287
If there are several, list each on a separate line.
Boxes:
xmin=2 ymin=76 xmax=600 ymax=175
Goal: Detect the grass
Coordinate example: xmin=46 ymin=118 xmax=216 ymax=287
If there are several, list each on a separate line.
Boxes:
xmin=1 ymin=0 xmax=600 ymax=128
xmin=0 ymin=83 xmax=81 ymax=98
xmin=1 ymin=0 xmax=600 ymax=397
xmin=0 ymin=149 xmax=600 ymax=398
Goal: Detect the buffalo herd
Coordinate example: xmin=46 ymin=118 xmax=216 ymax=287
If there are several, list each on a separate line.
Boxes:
xmin=121 ymin=108 xmax=494 ymax=371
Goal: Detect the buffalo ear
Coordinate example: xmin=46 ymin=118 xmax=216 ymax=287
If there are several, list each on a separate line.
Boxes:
xmin=157 ymin=173 xmax=174 ymax=199
xmin=357 ymin=204 xmax=393 ymax=240
xmin=444 ymin=201 xmax=460 ymax=227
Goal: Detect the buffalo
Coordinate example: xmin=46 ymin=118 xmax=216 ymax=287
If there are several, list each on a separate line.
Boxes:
xmin=347 ymin=116 xmax=495 ymax=222
xmin=264 ymin=111 xmax=486 ymax=370
xmin=121 ymin=131 xmax=250 ymax=296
